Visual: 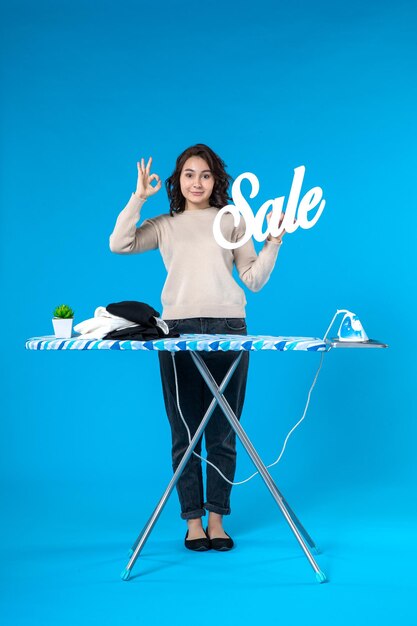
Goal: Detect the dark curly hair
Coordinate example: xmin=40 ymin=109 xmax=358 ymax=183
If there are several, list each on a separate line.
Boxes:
xmin=165 ymin=143 xmax=233 ymax=216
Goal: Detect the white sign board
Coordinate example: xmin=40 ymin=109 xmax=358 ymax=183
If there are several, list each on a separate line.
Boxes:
xmin=213 ymin=166 xmax=325 ymax=249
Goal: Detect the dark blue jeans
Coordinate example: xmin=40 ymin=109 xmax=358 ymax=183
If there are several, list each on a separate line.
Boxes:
xmin=157 ymin=317 xmax=250 ymax=520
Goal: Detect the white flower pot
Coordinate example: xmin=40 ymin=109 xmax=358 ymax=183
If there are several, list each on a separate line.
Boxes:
xmin=52 ymin=317 xmax=74 ymax=338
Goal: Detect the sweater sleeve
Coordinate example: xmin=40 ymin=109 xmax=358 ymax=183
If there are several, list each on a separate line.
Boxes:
xmin=232 ymin=217 xmax=282 ymax=292
xmin=109 ymin=193 xmax=159 ymax=254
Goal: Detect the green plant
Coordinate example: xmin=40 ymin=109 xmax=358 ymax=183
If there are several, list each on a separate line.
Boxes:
xmin=52 ymin=304 xmax=75 ymax=319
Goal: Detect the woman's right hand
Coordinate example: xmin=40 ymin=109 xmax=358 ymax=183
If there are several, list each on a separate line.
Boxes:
xmin=136 ymin=156 xmax=162 ymax=199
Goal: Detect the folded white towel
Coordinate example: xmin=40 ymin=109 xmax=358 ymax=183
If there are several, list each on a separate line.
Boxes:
xmin=74 ymin=306 xmax=137 ymax=339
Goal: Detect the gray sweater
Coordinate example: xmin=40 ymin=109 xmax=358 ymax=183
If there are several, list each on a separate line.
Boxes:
xmin=109 ymin=193 xmax=282 ymax=320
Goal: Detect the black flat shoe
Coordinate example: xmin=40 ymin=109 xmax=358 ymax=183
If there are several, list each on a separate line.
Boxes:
xmin=184 ymin=528 xmax=211 ymax=552
xmin=206 ymin=527 xmax=234 ymax=551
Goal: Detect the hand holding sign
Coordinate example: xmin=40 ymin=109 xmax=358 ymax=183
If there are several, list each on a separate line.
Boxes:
xmin=266 ymin=210 xmax=285 ymax=243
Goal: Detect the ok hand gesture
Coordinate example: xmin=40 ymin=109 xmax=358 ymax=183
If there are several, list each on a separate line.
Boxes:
xmin=136 ymin=156 xmax=162 ymax=200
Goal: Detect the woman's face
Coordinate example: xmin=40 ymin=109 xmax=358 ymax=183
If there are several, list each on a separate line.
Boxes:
xmin=180 ymin=156 xmax=215 ymax=210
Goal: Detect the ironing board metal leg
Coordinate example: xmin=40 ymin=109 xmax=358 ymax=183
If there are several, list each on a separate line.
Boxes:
xmin=188 ymin=353 xmax=315 ymax=548
xmin=277 ymin=496 xmax=318 ymax=551
xmin=189 ymin=351 xmax=327 ymax=582
xmin=122 ymin=352 xmax=243 ymax=580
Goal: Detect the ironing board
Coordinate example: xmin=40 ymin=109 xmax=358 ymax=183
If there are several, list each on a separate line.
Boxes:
xmin=25 ymin=332 xmax=387 ymax=584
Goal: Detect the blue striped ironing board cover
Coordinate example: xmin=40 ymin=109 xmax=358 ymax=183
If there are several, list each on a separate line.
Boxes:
xmin=25 ymin=334 xmax=329 ymax=352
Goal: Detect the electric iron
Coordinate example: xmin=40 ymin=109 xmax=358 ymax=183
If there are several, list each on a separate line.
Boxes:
xmin=322 ymin=308 xmax=369 ymax=343
xmin=337 ymin=310 xmax=369 ymax=342
xmin=324 ymin=309 xmax=372 ymax=343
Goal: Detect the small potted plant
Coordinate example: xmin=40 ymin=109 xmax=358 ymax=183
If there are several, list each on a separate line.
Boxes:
xmin=52 ymin=304 xmax=75 ymax=338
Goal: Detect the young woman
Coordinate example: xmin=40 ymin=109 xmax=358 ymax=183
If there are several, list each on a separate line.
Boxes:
xmin=109 ymin=144 xmax=286 ymax=551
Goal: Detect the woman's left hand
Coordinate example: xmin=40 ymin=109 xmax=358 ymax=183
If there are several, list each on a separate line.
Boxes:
xmin=266 ymin=210 xmax=286 ymax=243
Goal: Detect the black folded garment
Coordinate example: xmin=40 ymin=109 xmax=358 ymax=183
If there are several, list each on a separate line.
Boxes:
xmin=103 ymin=324 xmax=179 ymax=341
xmin=106 ymin=300 xmax=160 ymax=326
xmin=104 ymin=300 xmax=179 ymax=340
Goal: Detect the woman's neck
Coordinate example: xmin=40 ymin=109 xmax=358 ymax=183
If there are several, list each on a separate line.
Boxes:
xmin=184 ymin=208 xmax=210 ymax=211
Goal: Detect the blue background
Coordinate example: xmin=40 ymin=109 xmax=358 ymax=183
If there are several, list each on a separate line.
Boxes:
xmin=1 ymin=0 xmax=416 ymax=623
